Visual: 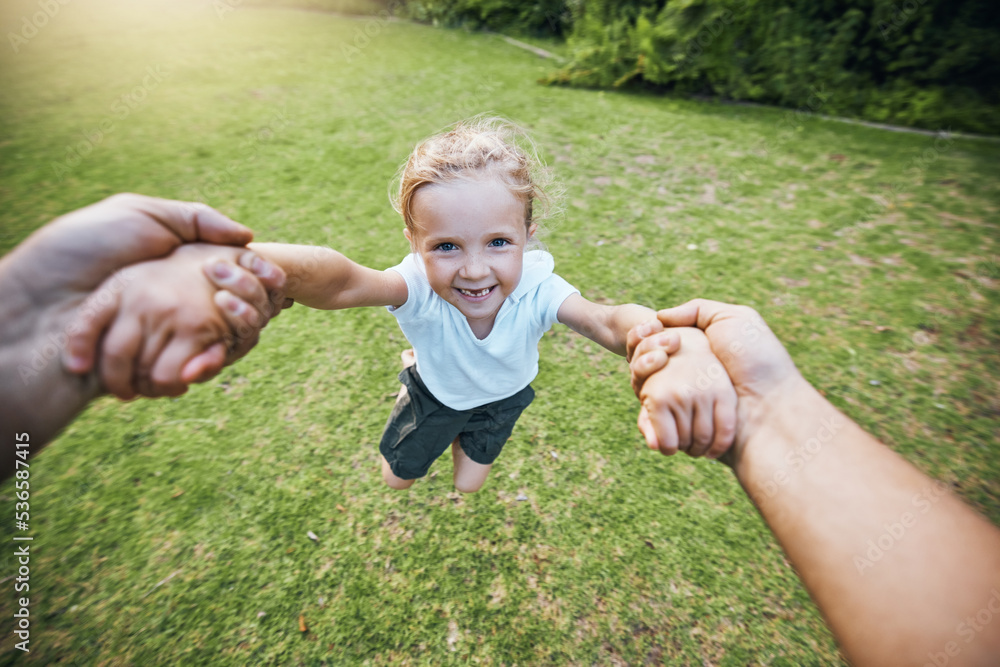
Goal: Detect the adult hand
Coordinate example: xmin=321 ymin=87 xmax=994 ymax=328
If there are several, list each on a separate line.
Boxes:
xmin=7 ymin=193 xmax=254 ymax=318
xmin=627 ymin=299 xmax=805 ymax=464
xmin=0 ymin=193 xmax=286 ymax=444
xmin=65 ymin=243 xmax=289 ymax=399
xmin=57 ymin=195 xmax=288 ymax=393
xmin=630 ymin=300 xmax=1000 ymax=667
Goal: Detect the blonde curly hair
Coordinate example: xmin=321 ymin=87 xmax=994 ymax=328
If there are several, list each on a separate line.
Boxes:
xmin=391 ymin=116 xmax=556 ymax=236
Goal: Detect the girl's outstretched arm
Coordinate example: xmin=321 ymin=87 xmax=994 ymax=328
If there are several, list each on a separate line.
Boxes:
xmin=556 ymin=294 xmax=656 ymax=357
xmin=249 ymin=243 xmax=407 ymax=311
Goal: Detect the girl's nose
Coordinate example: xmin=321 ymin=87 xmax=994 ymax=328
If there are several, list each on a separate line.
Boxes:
xmin=460 ymin=255 xmax=490 ymax=280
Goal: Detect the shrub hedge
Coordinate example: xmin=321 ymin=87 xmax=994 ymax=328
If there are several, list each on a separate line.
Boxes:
xmin=547 ymin=0 xmax=1000 ymax=134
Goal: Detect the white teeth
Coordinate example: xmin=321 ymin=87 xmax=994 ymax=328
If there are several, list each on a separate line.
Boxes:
xmin=459 ymin=287 xmax=491 ymax=297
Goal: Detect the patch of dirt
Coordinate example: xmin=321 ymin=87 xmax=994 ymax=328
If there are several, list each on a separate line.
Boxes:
xmin=848 ymin=253 xmax=878 ymax=267
xmin=698 ymin=184 xmax=718 ymax=205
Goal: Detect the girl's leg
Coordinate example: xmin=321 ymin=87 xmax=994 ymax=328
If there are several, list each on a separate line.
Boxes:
xmin=451 ymin=439 xmax=492 ymax=493
xmin=381 ymin=348 xmax=419 ymax=491
xmin=381 ymin=454 xmax=415 ymax=490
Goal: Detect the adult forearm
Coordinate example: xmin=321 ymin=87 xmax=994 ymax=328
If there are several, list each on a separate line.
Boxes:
xmin=0 ymin=295 xmax=102 ymax=478
xmin=0 ymin=194 xmax=273 ymax=475
xmin=735 ymin=379 xmax=1000 ymax=666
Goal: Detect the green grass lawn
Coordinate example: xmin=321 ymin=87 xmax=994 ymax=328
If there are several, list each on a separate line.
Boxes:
xmin=1 ymin=0 xmax=998 ymax=664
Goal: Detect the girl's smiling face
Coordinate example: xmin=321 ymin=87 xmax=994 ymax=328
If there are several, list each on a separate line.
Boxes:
xmin=406 ymin=178 xmax=536 ymax=337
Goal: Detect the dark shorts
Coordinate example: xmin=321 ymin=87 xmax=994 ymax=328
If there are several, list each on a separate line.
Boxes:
xmin=379 ymin=366 xmax=535 ymax=481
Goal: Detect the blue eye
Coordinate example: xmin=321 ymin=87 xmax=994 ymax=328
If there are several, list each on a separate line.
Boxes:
xmin=435 ymin=242 xmax=457 ymax=252
xmin=489 ymin=239 xmax=509 ymax=247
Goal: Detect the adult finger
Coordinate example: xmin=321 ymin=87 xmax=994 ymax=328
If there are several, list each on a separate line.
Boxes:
xmin=656 ymin=298 xmax=731 ymax=330
xmin=213 ymin=289 xmax=261 ymax=361
xmin=63 ymin=280 xmax=123 ymax=374
xmin=205 ymin=254 xmax=287 ymax=333
xmin=123 ymin=194 xmax=253 ymax=246
xmin=99 ymin=318 xmax=143 ymax=400
xmin=226 ymin=327 xmax=260 ymax=365
xmin=181 ymin=342 xmax=227 ymax=385
xmin=687 ymin=399 xmax=715 ymax=458
xmin=133 ymin=321 xmax=174 ymax=397
xmin=149 ymin=335 xmax=215 ymax=397
xmin=236 ymin=251 xmax=286 ymax=300
xmin=204 ymin=260 xmax=268 ymax=321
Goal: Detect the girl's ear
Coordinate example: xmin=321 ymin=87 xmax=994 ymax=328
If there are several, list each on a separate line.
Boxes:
xmin=527 ymin=223 xmax=538 ymax=239
xmin=403 ymin=227 xmax=414 ymax=250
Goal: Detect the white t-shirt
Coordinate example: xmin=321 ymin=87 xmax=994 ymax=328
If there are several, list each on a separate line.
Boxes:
xmin=385 ymin=250 xmax=579 ymax=410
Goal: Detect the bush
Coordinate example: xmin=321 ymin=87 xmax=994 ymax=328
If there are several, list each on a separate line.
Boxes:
xmin=399 ymin=0 xmax=571 ymax=35
xmin=545 ymin=0 xmax=1000 ymax=135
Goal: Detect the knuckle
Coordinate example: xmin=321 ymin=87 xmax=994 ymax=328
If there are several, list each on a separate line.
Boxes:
xmin=634 ymin=339 xmax=653 ymax=356
xmin=666 ymin=390 xmax=688 ymax=406
xmin=234 ymin=320 xmax=256 ymax=339
xmin=231 ymin=271 xmax=256 ymax=295
xmin=707 ymin=445 xmax=729 ymax=460
xmin=240 ymin=306 xmax=262 ymax=328
xmin=709 ymin=440 xmax=729 ymax=454
xmin=149 ymin=367 xmax=169 ymax=385
xmin=645 ymin=394 xmax=669 ymax=412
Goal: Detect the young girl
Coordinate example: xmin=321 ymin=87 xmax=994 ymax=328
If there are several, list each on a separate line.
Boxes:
xmin=247 ymin=117 xmax=737 ymax=492
xmin=68 ymin=117 xmax=736 ymax=490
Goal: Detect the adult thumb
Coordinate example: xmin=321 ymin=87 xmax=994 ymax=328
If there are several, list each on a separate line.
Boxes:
xmin=657 ymin=298 xmax=730 ymax=331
